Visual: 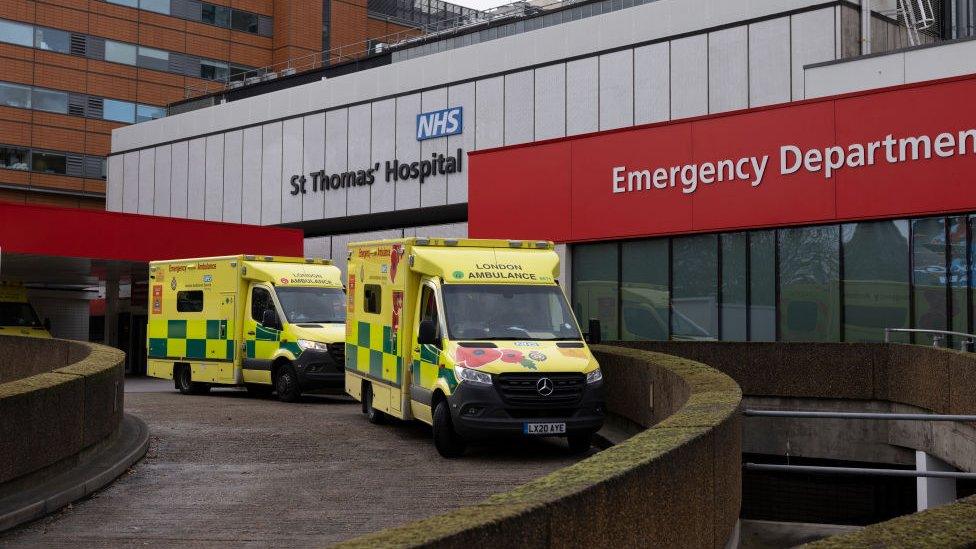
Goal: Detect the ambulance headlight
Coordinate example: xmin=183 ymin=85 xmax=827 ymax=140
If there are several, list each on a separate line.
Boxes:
xmin=586 ymin=368 xmax=603 ymax=384
xmin=455 ymin=365 xmax=493 ymax=386
xmin=297 ymin=339 xmax=329 ymax=352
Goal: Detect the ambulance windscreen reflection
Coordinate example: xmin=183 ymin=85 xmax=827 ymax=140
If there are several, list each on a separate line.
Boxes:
xmin=442 ymin=284 xmax=582 ymax=340
xmin=276 ymin=287 xmax=346 ymax=324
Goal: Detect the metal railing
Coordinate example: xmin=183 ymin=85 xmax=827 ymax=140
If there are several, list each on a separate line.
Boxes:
xmin=884 ymin=328 xmax=976 ymax=351
xmin=182 ymin=0 xmax=589 ymax=101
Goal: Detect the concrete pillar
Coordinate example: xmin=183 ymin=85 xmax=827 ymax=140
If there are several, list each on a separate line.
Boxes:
xmin=917 ymin=451 xmax=957 ymax=510
xmin=104 ymin=275 xmax=120 ymax=348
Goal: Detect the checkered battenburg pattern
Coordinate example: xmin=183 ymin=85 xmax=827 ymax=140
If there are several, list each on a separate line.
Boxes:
xmin=148 ymin=319 xmax=234 ymax=361
xmin=346 ymin=321 xmax=403 ymax=386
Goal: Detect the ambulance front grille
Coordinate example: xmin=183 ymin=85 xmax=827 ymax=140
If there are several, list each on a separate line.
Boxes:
xmin=494 ymin=373 xmax=585 ymax=407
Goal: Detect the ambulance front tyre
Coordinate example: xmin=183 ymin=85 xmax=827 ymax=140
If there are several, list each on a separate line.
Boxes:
xmin=275 ymin=364 xmax=302 ymax=403
xmin=175 ymin=365 xmax=210 ymax=395
xmin=433 ymin=400 xmax=466 ymax=458
xmin=362 ymin=381 xmax=385 ymax=424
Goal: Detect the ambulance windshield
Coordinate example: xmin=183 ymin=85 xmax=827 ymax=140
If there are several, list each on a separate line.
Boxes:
xmin=442 ymin=284 xmax=581 ymax=341
xmin=0 ymin=302 xmax=42 ymax=328
xmin=276 ymin=287 xmax=346 ymax=324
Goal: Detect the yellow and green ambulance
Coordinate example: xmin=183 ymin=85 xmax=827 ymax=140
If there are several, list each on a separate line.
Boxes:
xmin=345 ymin=238 xmax=605 ymax=458
xmin=147 ymin=255 xmax=346 ymax=401
xmin=0 ymin=282 xmax=52 ymax=338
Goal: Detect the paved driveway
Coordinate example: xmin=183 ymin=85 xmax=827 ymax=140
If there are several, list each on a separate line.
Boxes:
xmin=1 ymin=378 xmax=589 ymax=548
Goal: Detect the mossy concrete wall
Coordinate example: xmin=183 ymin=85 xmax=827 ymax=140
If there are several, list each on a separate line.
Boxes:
xmin=334 ymin=345 xmax=742 ymax=549
xmin=0 ymin=336 xmax=125 ymax=486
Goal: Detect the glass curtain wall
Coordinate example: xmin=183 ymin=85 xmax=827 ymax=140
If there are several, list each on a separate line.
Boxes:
xmin=572 ymin=214 xmax=974 ymax=343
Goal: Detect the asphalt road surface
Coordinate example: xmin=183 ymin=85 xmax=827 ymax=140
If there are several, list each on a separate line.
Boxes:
xmin=0 ymin=377 xmax=591 ymax=548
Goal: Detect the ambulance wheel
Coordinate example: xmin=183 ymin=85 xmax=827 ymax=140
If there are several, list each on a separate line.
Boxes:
xmin=245 ymin=384 xmax=274 ymax=398
xmin=175 ymin=365 xmax=210 ymax=395
xmin=363 ymin=382 xmax=385 ymax=424
xmin=567 ymin=433 xmax=593 ymax=455
xmin=275 ymin=364 xmax=302 ymax=403
xmin=433 ymin=400 xmax=466 ymax=458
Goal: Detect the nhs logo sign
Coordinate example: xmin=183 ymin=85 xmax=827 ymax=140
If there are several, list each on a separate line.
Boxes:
xmin=416 ymin=107 xmax=463 ymax=141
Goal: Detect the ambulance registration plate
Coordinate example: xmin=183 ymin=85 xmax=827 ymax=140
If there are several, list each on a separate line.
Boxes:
xmin=523 ymin=422 xmax=566 ymax=435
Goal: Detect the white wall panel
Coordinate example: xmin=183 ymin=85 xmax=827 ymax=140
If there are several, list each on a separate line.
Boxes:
xmin=534 ymin=64 xmax=566 ymax=141
xmin=222 ymin=130 xmax=243 ymax=223
xmin=186 ymin=138 xmax=206 ymax=220
xmin=153 ymin=145 xmax=171 ymax=217
xmin=446 ymin=82 xmax=475 ymax=204
xmin=347 ymin=103 xmax=372 ymax=216
xmin=634 ymin=42 xmax=670 ymax=124
xmin=749 ymin=17 xmax=791 ymax=107
xmin=504 ymin=70 xmax=534 ymax=145
xmin=670 ymin=34 xmax=708 ymax=119
xmin=137 ymin=149 xmax=154 ymax=215
xmin=370 ymin=99 xmax=396 ymax=213
xmin=260 ymin=123 xmax=283 ymax=225
xmin=170 ymin=142 xmax=189 ymax=218
xmin=280 ymin=118 xmax=303 ymax=223
xmin=475 ymin=76 xmax=503 ymax=149
xmin=395 ymin=94 xmax=421 ymax=210
xmin=241 ymin=127 xmax=262 ymax=224
xmin=708 ymin=26 xmax=748 ymax=113
xmin=599 ymin=50 xmax=634 ymax=130
xmin=405 ymin=221 xmax=468 ymax=238
xmin=791 ymin=8 xmax=837 ymax=100
xmin=106 ymin=155 xmax=123 ymax=212
xmin=324 ymin=108 xmax=349 ymax=219
xmin=566 ymin=57 xmax=599 ymax=135
xmin=204 ymin=134 xmax=224 ymax=221
xmin=421 ymin=87 xmax=448 ymax=207
xmin=122 ymin=152 xmax=139 ymax=213
xmin=304 ymin=236 xmax=333 ymax=259
xmin=302 ymin=113 xmax=326 ymax=221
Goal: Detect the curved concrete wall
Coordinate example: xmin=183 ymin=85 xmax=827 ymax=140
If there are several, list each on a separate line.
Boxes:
xmin=335 ymin=345 xmax=743 ymax=549
xmin=0 ymin=336 xmax=126 ymax=486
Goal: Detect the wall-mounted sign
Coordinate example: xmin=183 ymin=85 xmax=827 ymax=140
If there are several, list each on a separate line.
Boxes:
xmin=289 ymin=149 xmax=464 ymax=196
xmin=417 ymin=107 xmax=463 ymax=141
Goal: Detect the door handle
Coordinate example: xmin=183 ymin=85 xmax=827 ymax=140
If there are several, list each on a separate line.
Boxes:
xmin=247 ymin=331 xmax=255 ymax=336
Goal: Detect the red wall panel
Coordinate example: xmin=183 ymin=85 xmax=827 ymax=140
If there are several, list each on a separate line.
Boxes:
xmin=468 ymin=75 xmax=976 ymax=243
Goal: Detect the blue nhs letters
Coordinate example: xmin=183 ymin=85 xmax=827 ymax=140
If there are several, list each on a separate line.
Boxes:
xmin=416 ymin=107 xmax=463 ymax=141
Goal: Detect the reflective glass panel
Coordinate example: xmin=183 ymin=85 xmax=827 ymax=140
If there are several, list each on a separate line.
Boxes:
xmin=140 ymin=0 xmax=170 ymax=14
xmin=949 ymin=215 xmax=969 ymax=342
xmin=721 ymin=233 xmax=747 ymax=341
xmin=136 ymin=104 xmax=166 ymax=123
xmin=779 ymin=225 xmax=840 ymax=341
xmin=34 ymin=27 xmax=69 ymax=53
xmin=672 ymin=234 xmax=718 ymax=340
xmin=621 ymin=239 xmax=668 ymax=341
xmin=0 ymin=146 xmax=29 ymax=170
xmin=31 ymin=151 xmax=67 ymax=174
xmin=913 ymin=217 xmax=948 ymax=345
xmin=0 ymin=20 xmax=33 ymax=47
xmin=0 ymin=82 xmax=31 ymax=109
xmin=103 ymin=99 xmax=135 ymax=123
xmin=202 ymin=4 xmax=231 ymax=26
xmin=842 ymin=220 xmax=910 ymax=342
xmin=200 ymin=59 xmax=229 ymax=81
xmin=231 ymin=10 xmax=258 ymax=33
xmin=105 ymin=40 xmax=137 ymax=65
xmin=749 ymin=230 xmax=776 ymax=341
xmin=31 ymin=88 xmax=68 ymax=114
xmin=572 ymin=243 xmax=618 ymax=341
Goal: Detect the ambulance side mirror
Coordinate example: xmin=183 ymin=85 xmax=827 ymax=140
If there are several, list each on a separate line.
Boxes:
xmin=262 ymin=309 xmax=281 ymax=330
xmin=418 ymin=319 xmax=438 ymax=347
xmin=586 ymin=319 xmax=602 ymax=345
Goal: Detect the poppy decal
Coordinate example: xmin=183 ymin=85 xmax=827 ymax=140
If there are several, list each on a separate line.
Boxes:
xmin=454 ymin=347 xmax=502 ymax=368
xmin=501 ymin=349 xmax=538 ymax=370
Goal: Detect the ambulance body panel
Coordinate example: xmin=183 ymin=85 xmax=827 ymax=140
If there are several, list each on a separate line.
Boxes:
xmin=345 ymin=238 xmax=604 ymax=457
xmin=147 ymin=255 xmax=346 ymax=401
xmin=0 ymin=283 xmax=52 ymax=338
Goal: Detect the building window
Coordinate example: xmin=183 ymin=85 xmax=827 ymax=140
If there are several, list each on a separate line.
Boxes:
xmin=31 ymin=88 xmax=68 ymax=114
xmin=177 ymin=291 xmax=204 ymax=312
xmin=202 ymin=4 xmax=231 ymax=27
xmin=231 ymin=10 xmax=259 ymax=33
xmin=0 ymin=20 xmax=33 ymax=47
xmin=778 ymin=225 xmax=840 ymax=341
xmin=720 ymin=232 xmax=747 ymax=341
xmin=949 ymin=215 xmax=969 ymax=338
xmin=137 ymin=46 xmax=169 ymax=71
xmin=34 ymin=27 xmax=70 ymax=53
xmin=105 ymin=40 xmax=137 ymax=65
xmin=140 ymin=0 xmax=170 ymax=15
xmin=31 ymin=151 xmax=67 ymax=175
xmin=0 ymin=82 xmax=31 ymax=109
xmin=0 ymin=146 xmax=29 ymax=171
xmin=913 ymin=217 xmax=949 ymax=344
xmin=136 ymin=104 xmax=166 ymax=123
xmin=200 ymin=59 xmax=229 ymax=81
xmin=672 ymin=234 xmax=718 ymax=340
xmin=842 ymin=220 xmax=910 ymax=342
xmin=107 ymin=0 xmax=138 ymax=6
xmin=620 ymin=239 xmax=668 ymax=341
xmin=571 ymin=242 xmax=618 ymax=341
xmin=749 ymin=230 xmax=776 ymax=341
xmin=103 ymin=99 xmax=136 ymax=123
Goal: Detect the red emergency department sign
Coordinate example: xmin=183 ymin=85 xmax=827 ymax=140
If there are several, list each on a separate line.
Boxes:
xmin=468 ymin=75 xmax=976 ymax=243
